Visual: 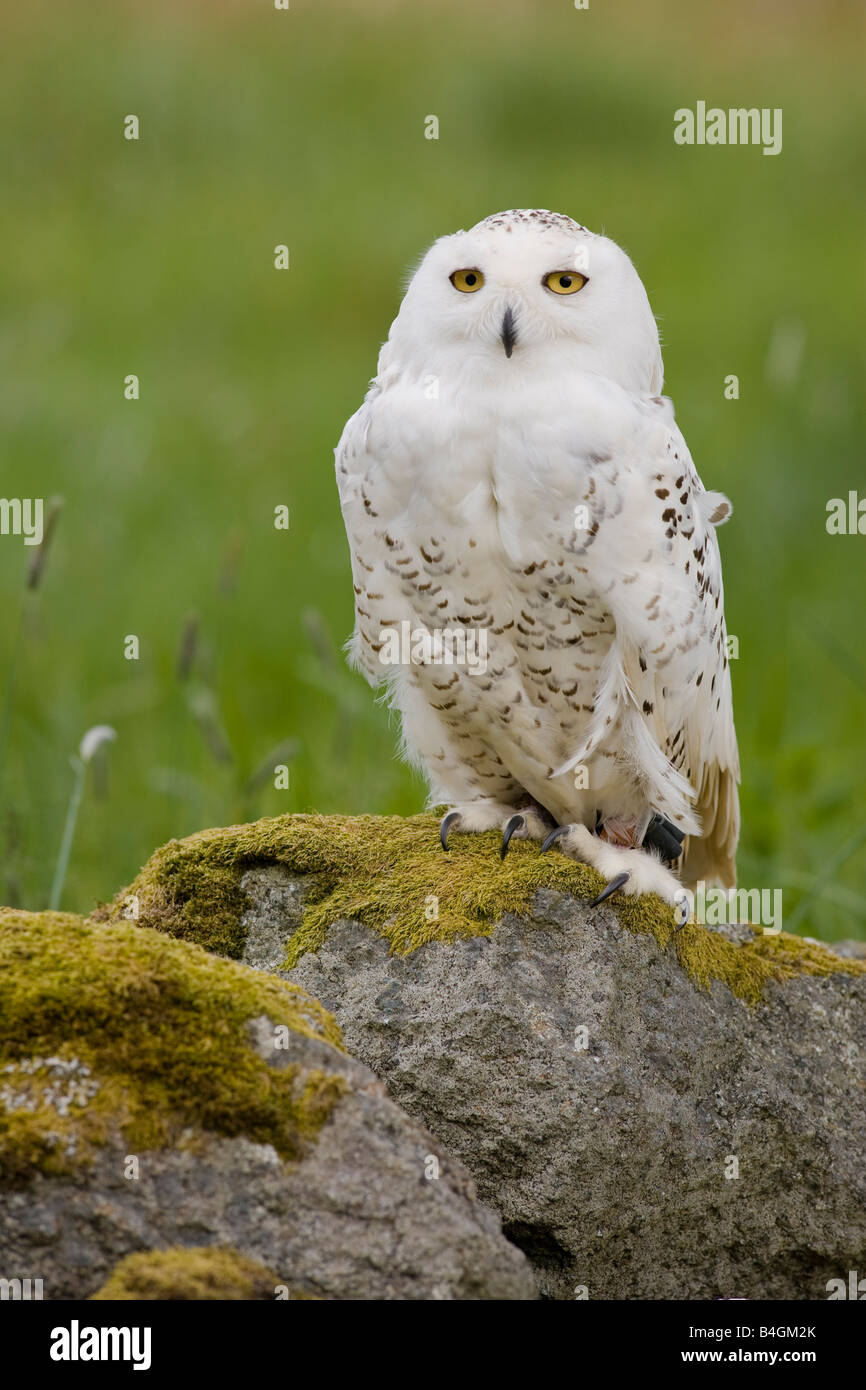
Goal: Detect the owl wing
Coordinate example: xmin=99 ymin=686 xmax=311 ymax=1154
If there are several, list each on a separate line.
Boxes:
xmin=334 ymin=393 xmax=386 ymax=684
xmin=557 ymin=396 xmax=740 ymax=888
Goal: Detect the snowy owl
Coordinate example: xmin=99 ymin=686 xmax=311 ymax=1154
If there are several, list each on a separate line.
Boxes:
xmin=335 ymin=209 xmax=739 ymax=909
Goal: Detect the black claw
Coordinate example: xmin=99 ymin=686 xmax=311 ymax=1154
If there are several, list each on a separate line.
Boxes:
xmin=589 ymin=871 xmax=631 ymax=908
xmin=541 ymin=824 xmax=569 ymax=854
xmin=440 ymin=811 xmax=461 ymax=852
xmin=500 ymin=814 xmax=525 ymax=859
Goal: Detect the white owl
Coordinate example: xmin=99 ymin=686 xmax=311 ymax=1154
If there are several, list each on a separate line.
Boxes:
xmin=336 ymin=210 xmax=739 ymax=910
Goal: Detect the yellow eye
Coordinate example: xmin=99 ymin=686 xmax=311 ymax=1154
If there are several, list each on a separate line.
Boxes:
xmin=450 ymin=268 xmax=485 ymax=293
xmin=544 ymin=270 xmax=587 ymax=295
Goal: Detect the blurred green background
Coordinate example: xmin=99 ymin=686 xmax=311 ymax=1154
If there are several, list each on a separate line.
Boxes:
xmin=1 ymin=0 xmax=864 ymax=937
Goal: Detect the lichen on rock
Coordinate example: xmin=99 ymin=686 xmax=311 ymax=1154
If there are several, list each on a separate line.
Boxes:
xmin=0 ymin=907 xmax=345 ymax=1182
xmin=0 ymin=906 xmax=536 ymax=1300
xmin=99 ymin=812 xmax=865 ymax=1005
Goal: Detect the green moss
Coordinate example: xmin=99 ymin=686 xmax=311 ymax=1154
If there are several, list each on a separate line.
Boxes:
xmin=100 ymin=812 xmax=865 ymax=1007
xmin=99 ymin=811 xmax=609 ymax=960
xmin=89 ymin=1246 xmax=315 ymax=1301
xmin=666 ymin=915 xmax=865 ymax=1006
xmin=0 ymin=908 xmax=346 ymax=1184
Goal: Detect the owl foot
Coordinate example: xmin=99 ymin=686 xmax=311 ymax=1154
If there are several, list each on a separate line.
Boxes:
xmin=439 ymin=800 xmax=554 ymax=858
xmin=541 ymin=822 xmax=688 ymax=912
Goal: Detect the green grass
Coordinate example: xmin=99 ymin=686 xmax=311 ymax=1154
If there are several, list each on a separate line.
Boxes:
xmin=1 ymin=0 xmax=865 ymax=938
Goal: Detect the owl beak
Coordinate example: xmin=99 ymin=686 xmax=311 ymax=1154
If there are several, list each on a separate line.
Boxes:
xmin=501 ymin=306 xmax=517 ymax=358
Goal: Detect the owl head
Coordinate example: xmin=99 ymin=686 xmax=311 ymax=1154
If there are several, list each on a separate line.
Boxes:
xmin=384 ymin=209 xmax=663 ymax=395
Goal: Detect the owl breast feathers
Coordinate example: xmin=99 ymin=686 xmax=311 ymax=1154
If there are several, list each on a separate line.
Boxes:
xmin=336 ymin=210 xmax=739 ymax=900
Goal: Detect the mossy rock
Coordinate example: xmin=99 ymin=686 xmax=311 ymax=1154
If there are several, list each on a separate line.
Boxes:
xmin=90 ymin=1247 xmax=310 ymax=1301
xmin=0 ymin=908 xmax=345 ymax=1184
xmin=0 ymin=907 xmax=537 ymax=1300
xmin=99 ymin=812 xmax=865 ymax=1006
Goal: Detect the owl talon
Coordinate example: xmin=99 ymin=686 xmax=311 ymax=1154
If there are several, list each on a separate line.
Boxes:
xmin=589 ymin=871 xmax=631 ymax=908
xmin=440 ymin=811 xmax=461 ymax=851
xmin=541 ymin=824 xmax=569 ymax=853
xmin=500 ymin=814 xmax=526 ymax=859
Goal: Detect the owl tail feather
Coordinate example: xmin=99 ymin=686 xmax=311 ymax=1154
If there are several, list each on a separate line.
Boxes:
xmin=680 ymin=763 xmax=740 ymax=891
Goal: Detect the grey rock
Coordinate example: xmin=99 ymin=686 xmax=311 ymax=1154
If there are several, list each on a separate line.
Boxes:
xmin=0 ymin=1015 xmax=535 ymax=1302
xmin=236 ymin=869 xmax=866 ymax=1300
xmin=239 ymin=865 xmax=312 ymax=972
xmin=827 ymin=938 xmax=866 ymax=960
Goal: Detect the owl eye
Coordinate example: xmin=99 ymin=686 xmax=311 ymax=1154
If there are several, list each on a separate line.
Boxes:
xmin=450 ymin=268 xmax=485 ymax=293
xmin=544 ymin=271 xmax=587 ymax=295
